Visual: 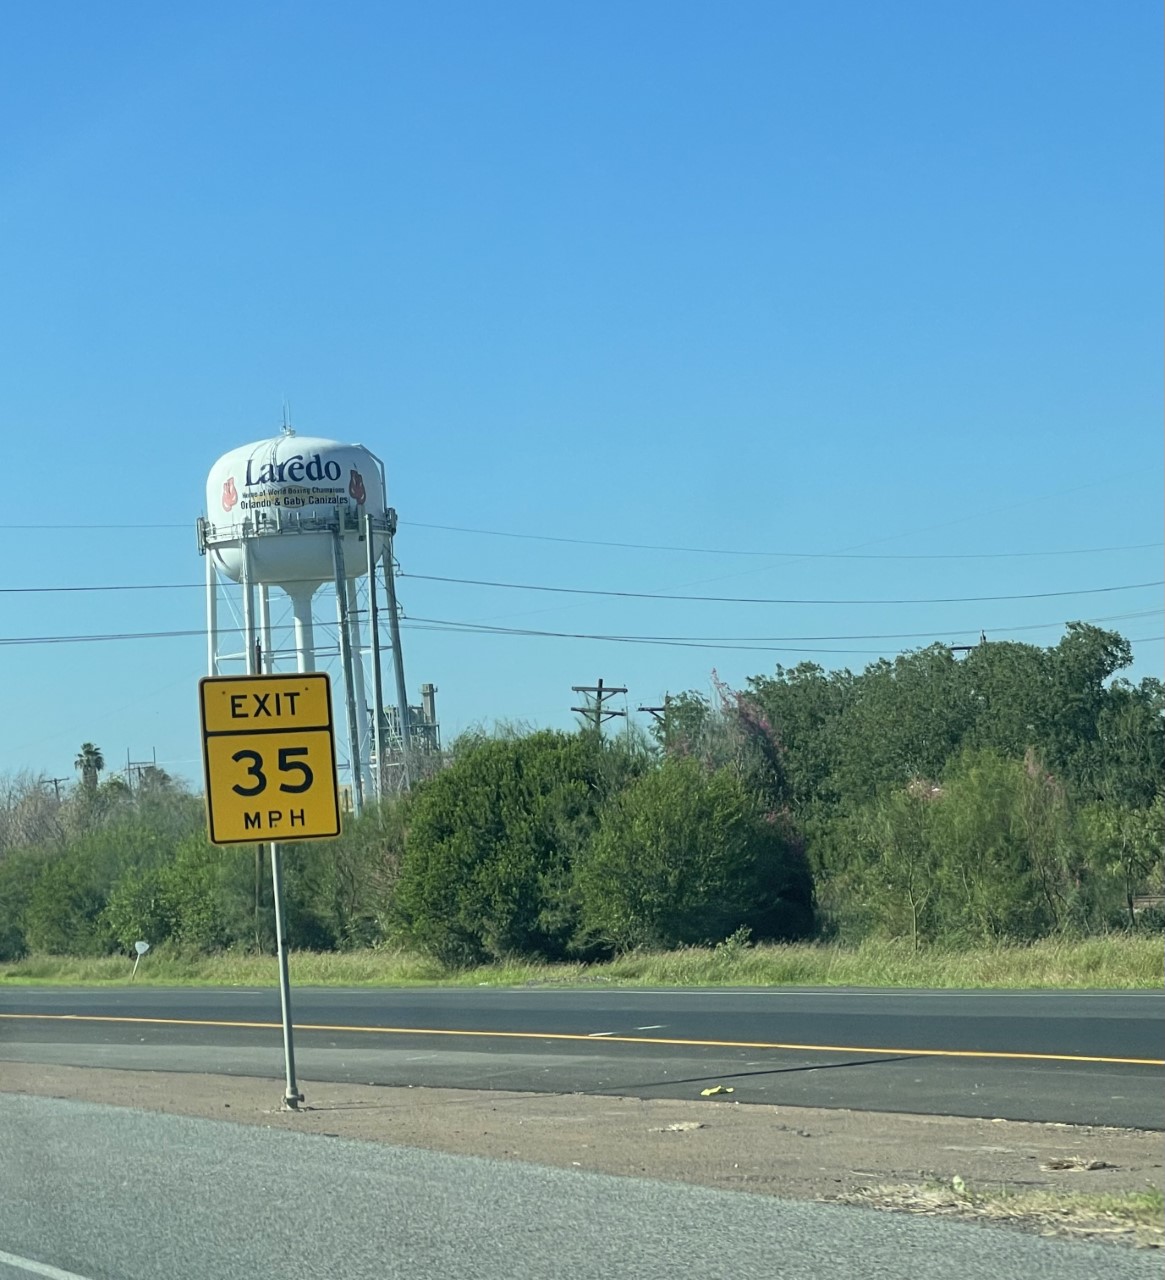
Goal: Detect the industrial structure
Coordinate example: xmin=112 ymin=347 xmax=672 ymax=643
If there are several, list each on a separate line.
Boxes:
xmin=197 ymin=426 xmax=431 ymax=809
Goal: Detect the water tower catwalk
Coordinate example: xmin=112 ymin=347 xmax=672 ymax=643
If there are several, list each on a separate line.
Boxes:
xmin=197 ymin=427 xmax=416 ymax=810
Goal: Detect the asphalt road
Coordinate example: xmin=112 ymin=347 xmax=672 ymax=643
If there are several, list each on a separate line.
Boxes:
xmin=2 ymin=985 xmax=1161 ymax=1127
xmin=1 ymin=1091 xmax=1161 ymax=1280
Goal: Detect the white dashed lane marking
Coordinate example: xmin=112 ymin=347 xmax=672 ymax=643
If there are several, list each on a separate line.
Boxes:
xmin=0 ymin=1248 xmax=96 ymax=1280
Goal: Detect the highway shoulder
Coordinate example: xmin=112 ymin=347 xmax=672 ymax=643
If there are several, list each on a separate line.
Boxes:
xmin=1 ymin=1060 xmax=1160 ymax=1250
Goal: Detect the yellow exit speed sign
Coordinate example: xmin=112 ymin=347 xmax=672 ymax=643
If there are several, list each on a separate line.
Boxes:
xmin=199 ymin=673 xmax=341 ymax=844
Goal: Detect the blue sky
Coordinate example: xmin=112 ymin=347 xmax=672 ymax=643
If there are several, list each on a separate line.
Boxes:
xmin=1 ymin=0 xmax=1161 ymax=786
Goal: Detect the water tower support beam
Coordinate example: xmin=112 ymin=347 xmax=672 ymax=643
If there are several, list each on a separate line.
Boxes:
xmin=383 ymin=513 xmax=412 ymax=788
xmin=345 ymin=577 xmax=370 ymax=794
xmin=205 ymin=551 xmax=219 ymax=676
xmin=258 ymin=586 xmax=274 ymax=673
xmin=365 ymin=512 xmax=387 ymax=801
xmin=241 ymin=538 xmax=257 ymax=676
xmin=332 ymin=527 xmax=364 ymax=818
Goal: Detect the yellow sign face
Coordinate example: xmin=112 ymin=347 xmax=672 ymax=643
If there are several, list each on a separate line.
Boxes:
xmin=199 ymin=674 xmax=341 ymax=845
xmin=200 ymin=675 xmax=333 ymax=735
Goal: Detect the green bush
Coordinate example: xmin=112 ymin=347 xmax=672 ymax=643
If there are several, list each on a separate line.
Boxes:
xmin=394 ymin=730 xmax=640 ymax=965
xmin=283 ymin=801 xmax=410 ymax=950
xmin=576 ymin=757 xmax=814 ymax=952
xmin=100 ymin=836 xmax=236 ymax=952
xmin=2 ymin=625 xmax=1156 ymax=964
xmin=102 ymin=868 xmax=174 ymax=951
xmin=0 ymin=849 xmax=46 ymax=960
xmin=814 ymin=749 xmax=1153 ymax=945
xmin=1078 ymin=795 xmax=1165 ymax=929
xmin=22 ymin=851 xmax=116 ymax=955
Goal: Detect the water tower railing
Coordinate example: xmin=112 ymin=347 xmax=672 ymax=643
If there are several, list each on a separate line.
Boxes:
xmin=199 ymin=510 xmax=382 ymax=550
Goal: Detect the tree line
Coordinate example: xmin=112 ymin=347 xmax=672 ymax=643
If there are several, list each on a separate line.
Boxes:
xmin=0 ymin=624 xmax=1159 ymax=963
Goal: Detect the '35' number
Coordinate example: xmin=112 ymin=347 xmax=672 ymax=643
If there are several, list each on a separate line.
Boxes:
xmin=230 ymin=747 xmax=314 ymax=796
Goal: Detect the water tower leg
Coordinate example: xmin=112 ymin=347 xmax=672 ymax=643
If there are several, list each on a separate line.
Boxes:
xmin=259 ymin=585 xmax=273 ymax=673
xmin=332 ymin=529 xmax=364 ymax=818
xmin=365 ymin=512 xmax=387 ymax=802
xmin=241 ymin=539 xmax=257 ymax=676
xmin=205 ymin=552 xmax=219 ymax=676
xmin=345 ymin=578 xmax=370 ymax=797
xmin=383 ymin=529 xmax=413 ymax=789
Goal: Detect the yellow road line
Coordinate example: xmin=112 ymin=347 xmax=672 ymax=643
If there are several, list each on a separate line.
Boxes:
xmin=0 ymin=1011 xmax=1161 ymax=1067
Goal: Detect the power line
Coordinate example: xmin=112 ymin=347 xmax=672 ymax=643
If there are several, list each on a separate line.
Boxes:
xmin=0 ymin=517 xmax=1158 ymax=564
xmin=0 ymin=578 xmax=321 ymax=595
xmin=405 ymin=608 xmax=1161 ymax=644
xmin=402 ymin=616 xmax=1165 ymax=656
xmin=443 ymin=630 xmax=1165 ymax=654
xmin=404 ymin=621 xmax=888 ymax=655
xmin=400 ymin=573 xmax=1163 ymax=607
xmin=0 ymin=583 xmax=202 ymax=594
xmin=0 ymin=617 xmax=1158 ymax=656
xmin=402 ymin=521 xmax=1163 ymax=562
xmin=6 ymin=575 xmax=1160 ymax=607
xmin=0 ymin=627 xmax=209 ymax=646
xmin=0 ymin=522 xmax=188 ymax=530
xmin=0 ymin=621 xmax=882 ymax=655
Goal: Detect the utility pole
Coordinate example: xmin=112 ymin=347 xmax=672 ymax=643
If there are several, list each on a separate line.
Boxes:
xmin=571 ymin=679 xmax=628 ymax=735
xmin=45 ymin=777 xmax=69 ymax=801
xmin=638 ymin=697 xmax=670 ymax=724
xmin=638 ymin=694 xmax=671 ymax=750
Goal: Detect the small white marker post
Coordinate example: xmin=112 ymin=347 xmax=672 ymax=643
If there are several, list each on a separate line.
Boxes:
xmin=130 ymin=940 xmax=150 ymax=981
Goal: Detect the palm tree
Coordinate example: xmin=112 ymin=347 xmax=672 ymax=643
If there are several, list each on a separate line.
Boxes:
xmin=74 ymin=743 xmax=105 ymax=790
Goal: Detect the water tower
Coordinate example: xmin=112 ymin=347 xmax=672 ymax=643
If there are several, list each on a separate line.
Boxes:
xmin=197 ymin=427 xmax=413 ymax=810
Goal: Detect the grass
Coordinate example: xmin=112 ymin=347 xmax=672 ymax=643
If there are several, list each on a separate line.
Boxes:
xmin=1 ymin=934 xmax=1160 ymax=989
xmin=842 ymin=1182 xmax=1164 ymax=1248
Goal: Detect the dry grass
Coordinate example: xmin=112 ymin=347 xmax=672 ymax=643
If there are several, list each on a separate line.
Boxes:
xmin=835 ymin=1181 xmax=1164 ymax=1248
xmin=0 ymin=935 xmax=1159 ymax=989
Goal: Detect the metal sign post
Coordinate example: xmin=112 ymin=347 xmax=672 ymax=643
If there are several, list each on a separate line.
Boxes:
xmin=199 ymin=673 xmax=342 ymax=1111
xmin=269 ymin=840 xmax=302 ymax=1108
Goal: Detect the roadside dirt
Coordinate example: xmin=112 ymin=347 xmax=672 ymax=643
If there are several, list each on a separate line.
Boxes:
xmin=1 ymin=1061 xmax=1160 ymax=1247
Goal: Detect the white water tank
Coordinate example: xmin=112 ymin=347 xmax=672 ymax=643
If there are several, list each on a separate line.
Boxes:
xmin=202 ymin=431 xmax=388 ymax=673
xmin=205 ymin=433 xmax=386 ymax=588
